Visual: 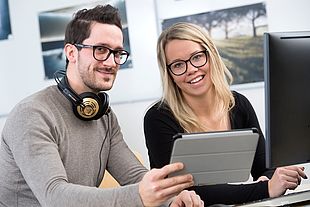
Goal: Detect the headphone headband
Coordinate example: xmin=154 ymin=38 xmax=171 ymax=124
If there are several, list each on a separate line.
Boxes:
xmin=54 ymin=70 xmax=83 ymax=105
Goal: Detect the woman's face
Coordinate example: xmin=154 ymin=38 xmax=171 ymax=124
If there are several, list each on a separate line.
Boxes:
xmin=165 ymin=39 xmax=212 ymax=99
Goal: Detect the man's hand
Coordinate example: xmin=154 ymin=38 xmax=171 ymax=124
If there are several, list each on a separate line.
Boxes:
xmin=139 ymin=162 xmax=194 ymax=207
xmin=268 ymin=165 xmax=307 ymax=198
xmin=170 ymin=190 xmax=204 ymax=207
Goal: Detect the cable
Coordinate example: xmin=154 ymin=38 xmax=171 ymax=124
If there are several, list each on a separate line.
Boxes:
xmin=96 ymin=112 xmax=110 ymax=186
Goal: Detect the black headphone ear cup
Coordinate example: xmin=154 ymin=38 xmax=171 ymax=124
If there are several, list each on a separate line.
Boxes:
xmin=73 ymin=92 xmax=104 ymax=121
xmin=97 ymin=92 xmax=110 ymax=115
xmin=91 ymin=92 xmax=110 ymax=120
xmin=72 ymin=92 xmax=110 ymax=121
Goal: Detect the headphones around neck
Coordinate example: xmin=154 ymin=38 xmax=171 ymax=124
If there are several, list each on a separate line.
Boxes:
xmin=54 ymin=70 xmax=110 ymax=121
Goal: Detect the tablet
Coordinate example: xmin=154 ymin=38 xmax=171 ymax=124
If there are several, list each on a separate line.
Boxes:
xmin=169 ymin=128 xmax=259 ymax=186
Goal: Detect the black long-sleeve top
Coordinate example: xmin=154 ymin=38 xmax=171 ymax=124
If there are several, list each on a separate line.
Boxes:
xmin=144 ymin=91 xmax=274 ymax=206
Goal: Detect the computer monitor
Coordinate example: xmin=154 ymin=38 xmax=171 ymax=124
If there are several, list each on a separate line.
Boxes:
xmin=264 ymin=31 xmax=310 ymax=168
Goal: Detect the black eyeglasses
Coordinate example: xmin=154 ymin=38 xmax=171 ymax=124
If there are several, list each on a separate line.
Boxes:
xmin=167 ymin=50 xmax=208 ymax=76
xmin=74 ymin=43 xmax=130 ymax=65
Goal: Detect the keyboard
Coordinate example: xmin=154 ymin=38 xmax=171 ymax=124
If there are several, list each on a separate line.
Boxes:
xmin=237 ymin=189 xmax=310 ymax=206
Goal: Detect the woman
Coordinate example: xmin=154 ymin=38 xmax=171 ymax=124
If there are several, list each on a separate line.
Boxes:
xmin=144 ymin=22 xmax=306 ymax=206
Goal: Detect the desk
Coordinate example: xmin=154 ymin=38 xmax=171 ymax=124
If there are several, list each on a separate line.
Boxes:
xmin=237 ymin=184 xmax=310 ymax=207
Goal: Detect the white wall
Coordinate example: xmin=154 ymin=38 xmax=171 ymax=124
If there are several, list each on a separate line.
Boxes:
xmin=1 ymin=0 xmax=310 ymax=184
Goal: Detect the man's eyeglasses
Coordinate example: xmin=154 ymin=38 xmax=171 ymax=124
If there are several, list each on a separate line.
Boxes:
xmin=74 ymin=43 xmax=130 ymax=65
xmin=167 ymin=50 xmax=208 ymax=76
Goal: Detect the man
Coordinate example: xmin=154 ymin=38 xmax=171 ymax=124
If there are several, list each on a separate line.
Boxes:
xmin=0 ymin=5 xmax=203 ymax=207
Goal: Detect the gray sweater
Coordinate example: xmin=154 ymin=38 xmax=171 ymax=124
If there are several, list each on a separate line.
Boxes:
xmin=0 ymin=85 xmax=148 ymax=207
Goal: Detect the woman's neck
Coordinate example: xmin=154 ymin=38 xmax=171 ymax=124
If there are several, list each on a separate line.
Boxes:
xmin=184 ymin=87 xmax=217 ymax=117
xmin=184 ymin=88 xmax=230 ymax=131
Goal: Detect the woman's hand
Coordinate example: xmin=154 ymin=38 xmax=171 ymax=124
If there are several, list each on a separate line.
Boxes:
xmin=268 ymin=165 xmax=307 ymax=198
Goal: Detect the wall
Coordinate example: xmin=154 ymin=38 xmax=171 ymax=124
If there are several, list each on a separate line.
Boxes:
xmin=1 ymin=0 xmax=310 ymax=184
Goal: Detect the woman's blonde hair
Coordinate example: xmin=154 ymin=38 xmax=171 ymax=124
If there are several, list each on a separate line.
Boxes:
xmin=157 ymin=22 xmax=235 ymax=132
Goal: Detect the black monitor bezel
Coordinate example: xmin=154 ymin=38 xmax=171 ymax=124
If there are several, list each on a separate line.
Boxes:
xmin=264 ymin=31 xmax=310 ymax=168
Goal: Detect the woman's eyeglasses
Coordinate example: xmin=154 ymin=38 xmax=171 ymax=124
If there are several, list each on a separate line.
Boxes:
xmin=167 ymin=50 xmax=208 ymax=76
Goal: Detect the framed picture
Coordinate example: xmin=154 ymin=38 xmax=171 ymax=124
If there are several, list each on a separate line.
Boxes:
xmin=0 ymin=0 xmax=12 ymax=40
xmin=157 ymin=1 xmax=267 ymax=85
xmin=38 ymin=0 xmax=132 ymax=80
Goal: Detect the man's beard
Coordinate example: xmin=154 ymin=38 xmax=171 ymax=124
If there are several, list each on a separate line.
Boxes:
xmin=81 ymin=71 xmax=114 ymax=92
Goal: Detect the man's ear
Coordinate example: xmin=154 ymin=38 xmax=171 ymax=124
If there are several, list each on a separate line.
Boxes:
xmin=64 ymin=43 xmax=77 ymax=64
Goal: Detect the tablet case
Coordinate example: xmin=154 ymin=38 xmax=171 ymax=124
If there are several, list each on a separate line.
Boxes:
xmin=169 ymin=128 xmax=259 ymax=186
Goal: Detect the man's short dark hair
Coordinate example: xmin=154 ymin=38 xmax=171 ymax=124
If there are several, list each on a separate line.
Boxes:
xmin=64 ymin=4 xmax=122 ymax=68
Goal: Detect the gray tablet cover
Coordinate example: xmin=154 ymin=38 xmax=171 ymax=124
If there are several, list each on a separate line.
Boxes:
xmin=169 ymin=128 xmax=259 ymax=186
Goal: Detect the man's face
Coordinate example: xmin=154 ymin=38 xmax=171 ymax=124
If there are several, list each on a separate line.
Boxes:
xmin=70 ymin=23 xmax=124 ymax=93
